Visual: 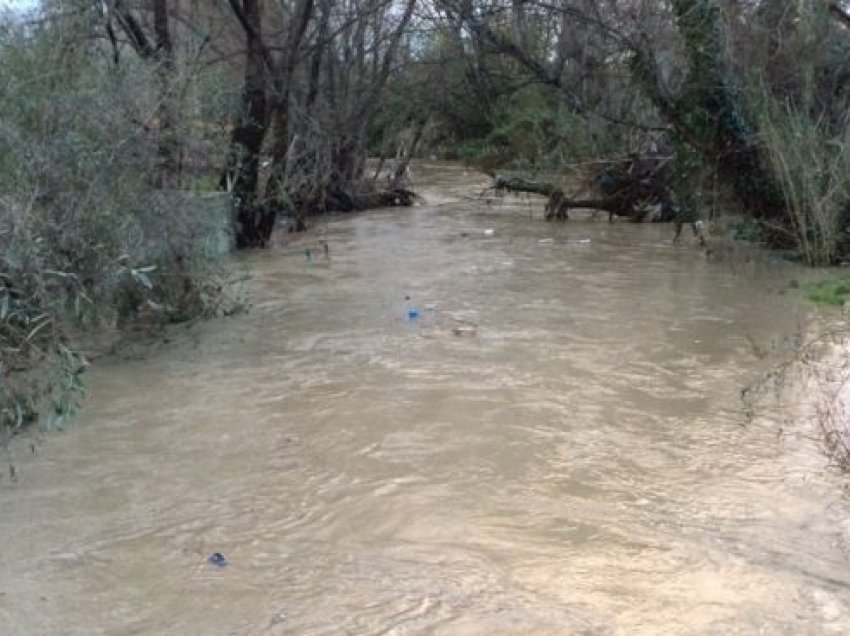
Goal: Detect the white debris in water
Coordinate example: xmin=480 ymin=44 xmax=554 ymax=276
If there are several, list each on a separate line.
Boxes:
xmin=483 ymin=228 xmax=495 ymax=237
xmin=538 ymin=238 xmax=554 ymax=244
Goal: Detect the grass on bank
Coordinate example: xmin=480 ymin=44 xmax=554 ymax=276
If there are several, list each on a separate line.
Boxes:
xmin=805 ymin=276 xmax=850 ymax=306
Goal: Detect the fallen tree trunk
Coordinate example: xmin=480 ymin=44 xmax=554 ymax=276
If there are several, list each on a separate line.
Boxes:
xmin=486 ymin=175 xmax=558 ymax=198
xmin=483 ymin=174 xmax=675 ymax=222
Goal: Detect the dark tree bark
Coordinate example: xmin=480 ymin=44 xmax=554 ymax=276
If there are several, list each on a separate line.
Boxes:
xmin=223 ymin=0 xmax=274 ymax=248
xmin=305 ymin=0 xmax=329 ymax=110
xmin=153 ymin=0 xmax=178 ymax=188
xmin=263 ymin=0 xmax=315 ymax=224
xmin=110 ymin=0 xmax=156 ymax=58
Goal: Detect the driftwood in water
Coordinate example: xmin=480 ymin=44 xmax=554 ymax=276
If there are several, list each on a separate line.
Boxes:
xmin=484 ymin=174 xmax=671 ymax=222
xmin=483 ymin=153 xmax=678 ymax=223
xmin=486 ymin=175 xmax=558 ymax=198
xmin=291 ymin=183 xmax=416 ymax=226
xmin=286 ymin=121 xmax=423 ymax=233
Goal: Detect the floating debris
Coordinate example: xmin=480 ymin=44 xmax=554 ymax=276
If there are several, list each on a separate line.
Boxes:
xmin=208 ymin=552 xmax=229 ymax=568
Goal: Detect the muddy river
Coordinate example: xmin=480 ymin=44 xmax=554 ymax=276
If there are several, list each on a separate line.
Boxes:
xmin=2 ymin=163 xmax=849 ymax=634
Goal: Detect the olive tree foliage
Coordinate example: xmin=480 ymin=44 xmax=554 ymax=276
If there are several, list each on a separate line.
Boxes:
xmin=0 ymin=8 xmax=232 ymax=439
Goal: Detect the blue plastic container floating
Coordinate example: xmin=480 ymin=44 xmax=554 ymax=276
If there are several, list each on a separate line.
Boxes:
xmin=208 ymin=552 xmax=229 ymax=567
xmin=407 ymin=309 xmax=420 ymax=321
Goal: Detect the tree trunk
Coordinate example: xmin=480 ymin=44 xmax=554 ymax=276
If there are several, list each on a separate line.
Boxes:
xmin=111 ymin=0 xmax=156 ymax=58
xmin=487 ymin=160 xmax=677 ymax=223
xmin=153 ymin=0 xmax=178 ymax=189
xmin=263 ymin=0 xmax=315 ymax=226
xmin=391 ymin=118 xmax=427 ymax=186
xmin=223 ymin=0 xmax=273 ymax=248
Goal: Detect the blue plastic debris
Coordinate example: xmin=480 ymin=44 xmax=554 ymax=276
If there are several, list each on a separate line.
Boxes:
xmin=408 ymin=309 xmax=420 ymax=321
xmin=208 ymin=552 xmax=229 ymax=568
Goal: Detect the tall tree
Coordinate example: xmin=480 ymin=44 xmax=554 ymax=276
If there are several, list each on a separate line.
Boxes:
xmin=263 ymin=0 xmax=315 ymax=228
xmin=153 ymin=0 xmax=178 ymax=188
xmin=223 ymin=0 xmax=274 ymax=248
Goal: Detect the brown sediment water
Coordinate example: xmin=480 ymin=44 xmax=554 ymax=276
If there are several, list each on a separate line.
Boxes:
xmin=1 ymin=163 xmax=849 ymax=635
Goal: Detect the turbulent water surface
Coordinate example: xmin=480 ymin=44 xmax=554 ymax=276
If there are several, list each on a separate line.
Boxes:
xmin=2 ymin=163 xmax=849 ymax=635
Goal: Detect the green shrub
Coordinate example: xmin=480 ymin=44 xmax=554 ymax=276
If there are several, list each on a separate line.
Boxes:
xmin=0 ymin=15 xmax=233 ymax=438
xmin=757 ymin=97 xmax=850 ymax=265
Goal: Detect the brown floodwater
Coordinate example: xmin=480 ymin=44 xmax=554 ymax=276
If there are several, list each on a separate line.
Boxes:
xmin=2 ymin=163 xmax=850 ymax=635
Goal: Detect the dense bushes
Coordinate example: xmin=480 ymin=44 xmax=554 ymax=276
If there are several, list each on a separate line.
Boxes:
xmin=426 ymin=1 xmax=850 ymax=264
xmin=0 ymin=18 xmax=231 ymax=437
xmin=757 ymin=100 xmax=850 ymax=265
